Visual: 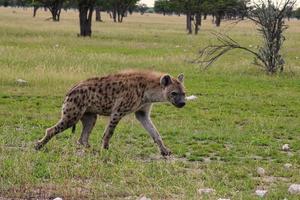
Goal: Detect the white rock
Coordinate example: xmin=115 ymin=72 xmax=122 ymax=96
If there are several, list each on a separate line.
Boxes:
xmin=249 ymin=45 xmax=253 ymax=48
xmin=55 ymin=44 xmax=59 ymax=48
xmin=288 ymin=184 xmax=300 ymax=195
xmin=284 ymin=163 xmax=292 ymax=170
xmin=186 ymin=95 xmax=198 ymax=101
xmin=255 ymin=189 xmax=267 ymax=197
xmin=282 ymin=144 xmax=290 ymax=151
xmin=139 ymin=196 xmax=151 ymax=200
xmin=198 ymin=188 xmax=215 ymax=195
xmin=16 ymin=79 xmax=28 ymax=85
xmin=257 ymin=167 xmax=265 ymax=176
xmin=218 ymin=198 xmax=230 ymax=200
xmin=53 ymin=198 xmax=63 ymax=200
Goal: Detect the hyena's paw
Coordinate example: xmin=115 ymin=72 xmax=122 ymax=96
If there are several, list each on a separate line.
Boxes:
xmin=160 ymin=148 xmax=172 ymax=157
xmin=34 ymin=141 xmax=43 ymax=150
xmin=77 ymin=140 xmax=91 ymax=148
xmin=102 ymin=141 xmax=109 ymax=149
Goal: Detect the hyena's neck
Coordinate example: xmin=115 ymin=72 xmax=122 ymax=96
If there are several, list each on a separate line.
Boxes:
xmin=143 ymin=85 xmax=166 ymax=103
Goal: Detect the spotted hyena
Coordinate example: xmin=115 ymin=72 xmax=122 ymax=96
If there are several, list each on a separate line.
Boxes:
xmin=35 ymin=70 xmax=186 ymax=156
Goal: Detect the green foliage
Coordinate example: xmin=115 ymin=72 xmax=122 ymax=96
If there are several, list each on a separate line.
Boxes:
xmin=154 ymin=0 xmax=172 ymax=14
xmin=154 ymin=0 xmax=246 ymax=16
xmin=293 ymin=7 xmax=300 ymax=19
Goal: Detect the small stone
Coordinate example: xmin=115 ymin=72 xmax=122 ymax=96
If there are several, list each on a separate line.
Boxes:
xmin=55 ymin=44 xmax=59 ymax=48
xmin=218 ymin=198 xmax=230 ymax=200
xmin=53 ymin=198 xmax=63 ymax=200
xmin=255 ymin=189 xmax=267 ymax=197
xmin=282 ymin=144 xmax=290 ymax=151
xmin=186 ymin=95 xmax=198 ymax=101
xmin=175 ymin=45 xmax=180 ymax=48
xmin=249 ymin=45 xmax=253 ymax=48
xmin=198 ymin=188 xmax=215 ymax=195
xmin=288 ymin=184 xmax=300 ymax=195
xmin=16 ymin=79 xmax=28 ymax=85
xmin=257 ymin=167 xmax=265 ymax=176
xmin=284 ymin=163 xmax=292 ymax=170
xmin=139 ymin=196 xmax=151 ymax=200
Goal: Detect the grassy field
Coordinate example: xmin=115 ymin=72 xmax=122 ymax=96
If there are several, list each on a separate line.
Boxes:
xmin=0 ymin=7 xmax=300 ymax=200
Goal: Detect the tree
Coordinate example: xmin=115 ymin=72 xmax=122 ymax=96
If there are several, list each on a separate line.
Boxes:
xmin=78 ymin=0 xmax=95 ymax=36
xmin=95 ymin=0 xmax=106 ymax=21
xmin=135 ymin=3 xmax=148 ymax=15
xmin=154 ymin=0 xmax=245 ymax=34
xmin=34 ymin=0 xmax=64 ymax=21
xmin=196 ymin=0 xmax=296 ymax=74
xmin=154 ymin=0 xmax=172 ymax=15
xmin=46 ymin=0 xmax=64 ymax=21
xmin=292 ymin=7 xmax=300 ymax=19
xmin=107 ymin=0 xmax=139 ymax=22
xmin=10 ymin=0 xmax=141 ymax=36
xmin=203 ymin=0 xmax=242 ymax=26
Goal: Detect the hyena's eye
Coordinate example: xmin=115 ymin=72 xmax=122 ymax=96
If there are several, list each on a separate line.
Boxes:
xmin=171 ymin=91 xmax=178 ymax=96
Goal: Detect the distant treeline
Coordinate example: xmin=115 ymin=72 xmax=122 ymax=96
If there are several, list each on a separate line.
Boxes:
xmin=0 ymin=0 xmax=299 ymax=36
xmin=154 ymin=0 xmax=300 ymax=33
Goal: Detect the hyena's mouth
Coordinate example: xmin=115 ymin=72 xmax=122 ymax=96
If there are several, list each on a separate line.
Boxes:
xmin=173 ymin=102 xmax=186 ymax=108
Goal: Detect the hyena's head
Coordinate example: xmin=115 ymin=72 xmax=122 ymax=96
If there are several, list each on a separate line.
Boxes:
xmin=160 ymin=73 xmax=186 ymax=108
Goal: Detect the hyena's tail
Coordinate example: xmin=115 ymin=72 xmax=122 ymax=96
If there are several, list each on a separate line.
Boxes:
xmin=71 ymin=125 xmax=76 ymax=133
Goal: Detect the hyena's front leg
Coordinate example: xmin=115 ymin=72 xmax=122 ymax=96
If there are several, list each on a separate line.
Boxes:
xmin=135 ymin=104 xmax=171 ymax=156
xmin=77 ymin=113 xmax=97 ymax=148
xmin=102 ymin=112 xmax=125 ymax=149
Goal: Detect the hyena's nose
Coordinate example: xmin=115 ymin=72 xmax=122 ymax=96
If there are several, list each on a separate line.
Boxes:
xmin=177 ymin=102 xmax=186 ymax=108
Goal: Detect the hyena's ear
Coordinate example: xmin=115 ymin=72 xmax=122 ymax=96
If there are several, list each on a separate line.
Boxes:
xmin=160 ymin=74 xmax=172 ymax=87
xmin=178 ymin=73 xmax=184 ymax=83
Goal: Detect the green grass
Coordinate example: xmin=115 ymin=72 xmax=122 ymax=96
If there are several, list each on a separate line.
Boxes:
xmin=1 ymin=7 xmax=300 ymax=199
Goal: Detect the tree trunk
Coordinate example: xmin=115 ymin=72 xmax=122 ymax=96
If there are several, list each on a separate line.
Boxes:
xmin=48 ymin=0 xmax=63 ymax=21
xmin=113 ymin=9 xmax=117 ymax=22
xmin=33 ymin=6 xmax=38 ymax=17
xmin=215 ymin=13 xmax=221 ymax=27
xmin=186 ymin=12 xmax=192 ymax=34
xmin=79 ymin=2 xmax=94 ymax=37
xmin=195 ymin=12 xmax=201 ymax=35
xmin=95 ymin=7 xmax=102 ymax=21
xmin=203 ymin=13 xmax=207 ymax=20
xmin=117 ymin=12 xmax=121 ymax=22
xmin=50 ymin=8 xmax=61 ymax=21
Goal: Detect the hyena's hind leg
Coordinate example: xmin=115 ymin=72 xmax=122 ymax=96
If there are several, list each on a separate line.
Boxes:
xmin=77 ymin=113 xmax=97 ymax=148
xmin=35 ymin=111 xmax=85 ymax=150
xmin=35 ymin=103 xmax=87 ymax=150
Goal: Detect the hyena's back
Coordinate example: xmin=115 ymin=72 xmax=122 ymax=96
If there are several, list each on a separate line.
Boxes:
xmin=63 ymin=72 xmax=151 ymax=117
